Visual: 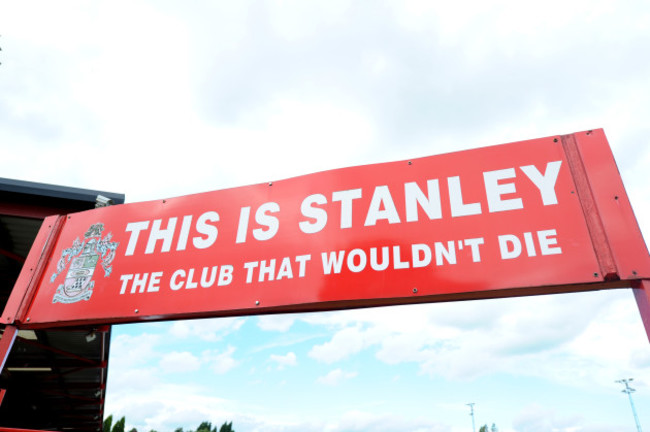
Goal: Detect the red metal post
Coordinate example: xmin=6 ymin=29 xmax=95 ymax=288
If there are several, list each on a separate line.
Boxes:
xmin=561 ymin=132 xmax=618 ymax=279
xmin=569 ymin=129 xmax=650 ymax=343
xmin=1 ymin=215 xmax=65 ymax=326
xmin=572 ymin=129 xmax=650 ymax=280
xmin=0 ymin=325 xmax=18 ymax=375
xmin=633 ymin=280 xmax=650 ymax=343
xmin=0 ymin=326 xmax=15 ymax=415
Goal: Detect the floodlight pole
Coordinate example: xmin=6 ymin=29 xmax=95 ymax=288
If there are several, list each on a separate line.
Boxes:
xmin=616 ymin=378 xmax=643 ymax=432
xmin=467 ymin=403 xmax=476 ymax=432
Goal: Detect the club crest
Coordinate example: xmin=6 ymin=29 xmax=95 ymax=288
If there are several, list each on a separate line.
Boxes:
xmin=50 ymin=223 xmax=119 ymax=304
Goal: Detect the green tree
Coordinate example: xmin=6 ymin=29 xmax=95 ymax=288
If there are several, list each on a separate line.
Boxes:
xmin=196 ymin=422 xmax=215 ymax=432
xmin=479 ymin=425 xmax=488 ymax=432
xmin=112 ymin=416 xmax=126 ymax=432
xmin=219 ymin=422 xmax=234 ymax=432
xmin=103 ymin=415 xmax=113 ymax=432
xmin=128 ymin=428 xmax=138 ymax=432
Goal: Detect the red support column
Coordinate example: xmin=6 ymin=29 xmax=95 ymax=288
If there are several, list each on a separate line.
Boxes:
xmin=633 ymin=280 xmax=650 ymax=343
xmin=0 ymin=325 xmax=18 ymax=373
xmin=0 ymin=325 xmax=18 ymax=408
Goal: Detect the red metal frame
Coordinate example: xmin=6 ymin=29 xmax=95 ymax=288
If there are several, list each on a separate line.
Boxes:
xmin=0 ymin=249 xmax=26 ymax=265
xmin=561 ymin=133 xmax=618 ymax=279
xmin=569 ymin=129 xmax=650 ymax=341
xmin=4 ymin=131 xmax=650 ymax=334
xmin=0 ymin=325 xmax=15 ymax=414
xmin=633 ymin=280 xmax=650 ymax=341
xmin=572 ymin=130 xmax=650 ymax=279
xmin=0 ymin=129 xmax=648 ymax=432
xmin=0 ymin=325 xmax=18 ymax=377
xmin=2 ymin=215 xmax=65 ymax=326
xmin=0 ymin=202 xmax=67 ymax=220
xmin=2 ymin=130 xmax=649 ymax=335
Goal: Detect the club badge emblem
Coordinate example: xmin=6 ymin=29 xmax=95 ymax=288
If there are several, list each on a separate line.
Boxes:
xmin=50 ymin=223 xmax=119 ymax=304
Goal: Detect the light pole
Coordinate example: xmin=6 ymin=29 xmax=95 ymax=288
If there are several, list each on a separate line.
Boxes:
xmin=616 ymin=378 xmax=643 ymax=432
xmin=467 ymin=403 xmax=476 ymax=432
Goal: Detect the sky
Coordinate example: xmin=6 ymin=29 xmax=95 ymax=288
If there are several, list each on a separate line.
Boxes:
xmin=1 ymin=1 xmax=650 ymax=431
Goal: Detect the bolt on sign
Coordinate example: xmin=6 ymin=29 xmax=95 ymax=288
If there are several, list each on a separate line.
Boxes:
xmin=3 ymin=129 xmax=650 ymax=338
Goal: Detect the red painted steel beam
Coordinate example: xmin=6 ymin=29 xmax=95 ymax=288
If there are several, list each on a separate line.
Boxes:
xmin=0 ymin=325 xmax=18 ymax=374
xmin=0 ymin=202 xmax=60 ymax=219
xmin=5 ymin=130 xmax=649 ymax=349
xmin=633 ymin=280 xmax=650 ymax=343
xmin=0 ymin=325 xmax=18 ymax=409
xmin=561 ymin=132 xmax=617 ymax=279
xmin=569 ymin=130 xmax=650 ymax=342
xmin=0 ymin=248 xmax=26 ymax=264
xmin=16 ymin=337 xmax=103 ymax=366
xmin=40 ymin=363 xmax=107 ymax=382
xmin=1 ymin=215 xmax=65 ymax=326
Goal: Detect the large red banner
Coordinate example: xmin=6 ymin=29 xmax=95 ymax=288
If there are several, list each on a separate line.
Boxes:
xmin=4 ymin=129 xmax=650 ymax=328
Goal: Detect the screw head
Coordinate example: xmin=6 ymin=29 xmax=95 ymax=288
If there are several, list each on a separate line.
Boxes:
xmin=412 ymin=288 xmax=418 ymax=293
xmin=255 ymin=300 xmax=260 ymax=306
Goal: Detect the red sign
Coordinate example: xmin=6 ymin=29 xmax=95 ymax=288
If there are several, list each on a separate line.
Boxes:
xmin=4 ymin=129 xmax=650 ymax=328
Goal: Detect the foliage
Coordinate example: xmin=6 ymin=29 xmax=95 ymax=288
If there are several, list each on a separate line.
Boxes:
xmin=104 ymin=415 xmax=233 ymax=432
xmin=219 ymin=422 xmax=233 ymax=432
xmin=196 ymin=422 xmax=214 ymax=432
xmin=103 ymin=415 xmax=113 ymax=432
xmin=112 ymin=416 xmax=126 ymax=432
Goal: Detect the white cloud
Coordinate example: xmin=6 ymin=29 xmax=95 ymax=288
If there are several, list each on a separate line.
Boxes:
xmin=316 ymin=368 xmax=358 ymax=386
xmin=159 ymin=351 xmax=202 ymax=373
xmin=308 ymin=325 xmax=369 ymax=363
xmin=302 ymin=290 xmax=650 ymax=386
xmin=203 ymin=346 xmax=239 ymax=374
xmin=257 ymin=315 xmax=296 ymax=332
xmin=321 ymin=409 xmax=448 ymax=432
xmin=508 ymin=403 xmax=626 ymax=432
xmin=108 ymin=332 xmax=161 ymax=370
xmin=105 ymin=367 xmax=160 ymax=397
xmin=4 ymin=1 xmax=650 ymax=431
xmin=169 ymin=317 xmax=246 ymax=342
xmin=269 ymin=352 xmax=298 ymax=369
xmin=105 ymin=382 xmax=233 ymax=432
